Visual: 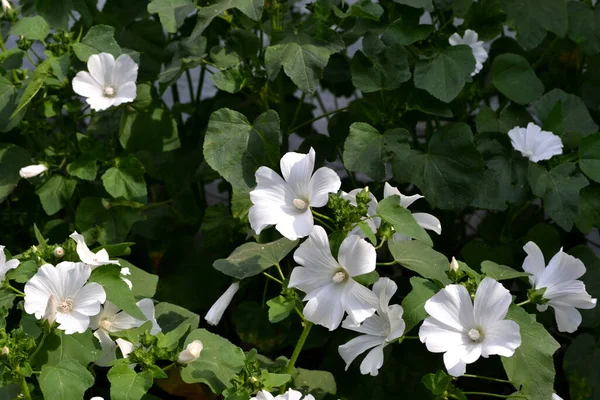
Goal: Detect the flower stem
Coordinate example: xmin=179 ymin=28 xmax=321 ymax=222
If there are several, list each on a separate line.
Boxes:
xmin=312 ymin=209 xmax=335 ymax=224
xmin=516 ymin=299 xmax=530 ymax=307
xmin=288 ymin=107 xmax=349 ymax=133
xmin=461 ymin=374 xmax=511 ymax=384
xmin=5 ymin=284 xmax=25 ymax=296
xmin=463 ymin=392 xmax=524 ymax=399
xmin=288 ymin=92 xmax=306 ymax=135
xmin=162 ymin=362 xmax=176 ymax=372
xmin=20 ymin=376 xmax=32 ymax=400
xmin=286 ymin=321 xmax=313 ymax=374
xmin=401 ymin=335 xmax=419 ymax=340
xmin=376 ymin=261 xmax=397 ymax=266
xmin=29 ymin=331 xmax=49 ymax=362
xmin=374 ymin=238 xmax=387 ymax=250
xmin=274 ymin=263 xmax=286 ymax=281
xmin=263 ymin=272 xmax=283 ymax=285
xmin=313 ymin=215 xmax=335 ymax=232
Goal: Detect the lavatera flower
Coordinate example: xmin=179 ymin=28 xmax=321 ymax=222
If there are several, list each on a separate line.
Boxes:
xmin=339 ymin=277 xmax=405 ymax=376
xmin=448 ymin=29 xmax=488 ymax=76
xmin=419 ymin=278 xmax=521 ymax=377
xmin=249 ymin=148 xmax=341 ymax=240
xmin=508 ymin=122 xmax=563 ymax=163
xmin=522 ymin=241 xmax=597 ymax=333
xmin=289 ymin=226 xmax=379 ymax=330
xmin=251 ymin=389 xmax=315 ymax=400
xmin=72 ymin=53 xmax=138 ymax=111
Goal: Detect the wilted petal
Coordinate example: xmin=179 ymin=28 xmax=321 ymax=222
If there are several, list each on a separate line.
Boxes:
xmin=205 ymin=282 xmax=240 ymax=326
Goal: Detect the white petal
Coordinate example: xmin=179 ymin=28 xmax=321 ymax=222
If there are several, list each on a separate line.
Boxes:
xmin=177 ymin=340 xmax=203 ymax=365
xmin=112 ymin=54 xmax=138 ymax=87
xmin=338 ymin=235 xmax=376 ymax=277
xmin=538 ymin=249 xmax=586 ymax=290
xmin=338 ymin=334 xmax=384 ymax=370
xmin=308 ymin=166 xmax=341 ymax=207
xmin=360 ymin=344 xmax=385 ymax=376
xmin=87 ymin=53 xmax=114 ymax=86
xmin=302 ymin=282 xmax=345 ymax=330
xmin=56 ymin=310 xmax=90 ymax=334
xmin=342 ymin=313 xmax=388 ymax=337
xmin=423 ymin=284 xmax=474 ymax=332
xmin=70 ymin=231 xmax=101 ymax=266
xmin=443 ymin=349 xmax=467 ymax=377
xmin=137 ymin=298 xmax=161 ymax=334
xmin=115 ymin=338 xmax=135 ymax=358
xmin=72 ymin=71 xmax=102 ymax=98
xmin=205 ymin=282 xmax=240 ymax=326
xmin=73 ymin=283 xmax=106 ymax=316
xmin=280 ymin=389 xmax=304 ymax=400
xmin=249 ymin=166 xmax=290 ymax=234
xmin=552 ymin=394 xmax=564 ymax=400
xmin=19 ymin=164 xmax=48 ymax=179
xmin=251 ymin=391 xmax=276 ymax=400
xmin=544 ymin=280 xmax=596 ymax=308
xmin=463 ymin=29 xmax=478 ymax=44
xmin=373 ymin=277 xmax=397 ymax=312
xmin=87 ymin=95 xmax=116 ymax=111
xmin=275 ymin=209 xmax=313 ymax=240
xmin=386 ymin=304 xmax=406 ymax=342
xmin=289 ymin=266 xmax=333 ymax=294
xmin=342 ymin=280 xmax=378 ymax=324
xmin=94 ymin=329 xmax=118 ymax=367
xmin=279 ymin=148 xmax=315 ymax=198
xmin=552 ymin=305 xmax=582 ymax=333
xmin=412 ymin=213 xmax=442 ymax=235
xmin=481 ymin=320 xmax=521 ymax=358
xmin=24 ymin=264 xmax=60 ymax=318
xmin=473 ymin=278 xmax=512 ymax=329
xmin=383 ymin=182 xmax=399 ymax=198
xmin=419 ymin=317 xmax=466 ymax=353
xmin=112 ymin=81 xmax=137 ymax=106
xmin=292 ymin=225 xmax=339 ymax=272
xmin=522 ymin=241 xmax=546 ymax=287
xmin=56 ymin=261 xmax=91 ymax=297
xmin=448 ymin=33 xmax=463 ymax=46
xmin=509 ymin=123 xmax=563 ymax=162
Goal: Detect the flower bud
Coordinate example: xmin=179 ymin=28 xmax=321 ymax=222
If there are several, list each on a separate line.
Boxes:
xmin=1 ymin=0 xmax=11 ymax=12
xmin=42 ymin=294 xmax=57 ymax=326
xmin=19 ymin=164 xmax=48 ymax=179
xmin=53 ymin=246 xmax=65 ymax=258
xmin=450 ymin=257 xmax=459 ymax=272
xmin=177 ymin=340 xmax=203 ymax=365
xmin=205 ymin=282 xmax=240 ymax=326
xmin=1 ymin=346 xmax=9 ymax=355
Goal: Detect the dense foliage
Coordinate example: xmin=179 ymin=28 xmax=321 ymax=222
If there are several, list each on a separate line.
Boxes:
xmin=1 ymin=0 xmax=600 ymax=399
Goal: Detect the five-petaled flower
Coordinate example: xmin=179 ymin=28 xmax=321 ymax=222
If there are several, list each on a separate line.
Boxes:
xmin=508 ymin=123 xmax=563 ymax=163
xmin=0 ymin=245 xmax=19 ymax=282
xmin=522 ymin=241 xmax=597 ymax=333
xmin=24 ymin=262 xmax=106 ymax=334
xmin=448 ymin=29 xmax=488 ymax=76
xmin=419 ymin=278 xmax=521 ymax=377
xmin=72 ymin=53 xmax=138 ymax=111
xmin=339 ymin=277 xmax=406 ymax=376
xmin=289 ymin=225 xmax=379 ymax=330
xmin=249 ymin=148 xmax=341 ymax=240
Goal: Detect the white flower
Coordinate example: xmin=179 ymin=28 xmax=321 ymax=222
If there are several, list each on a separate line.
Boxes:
xmin=450 ymin=257 xmax=459 ymax=272
xmin=289 ymin=226 xmax=378 ymax=330
xmin=448 ymin=29 xmax=488 ymax=76
xmin=341 ymin=188 xmax=380 ymax=238
xmin=72 ymin=53 xmax=138 ymax=111
xmin=522 ymin=242 xmax=597 ymax=333
xmin=0 ymin=246 xmax=19 ymax=281
xmin=1 ymin=0 xmax=11 ymax=12
xmin=19 ymin=164 xmax=48 ymax=179
xmin=24 ymin=262 xmax=106 ymax=334
xmin=249 ymin=148 xmax=341 ymax=240
xmin=419 ymin=278 xmax=521 ymax=377
xmin=70 ymin=231 xmax=120 ymax=268
xmin=116 ymin=338 xmax=135 ymax=359
xmin=251 ymin=389 xmax=315 ymax=400
xmin=552 ymin=395 xmax=563 ymax=400
xmin=205 ymin=282 xmax=240 ymax=326
xmin=177 ymin=340 xmax=203 ymax=365
xmin=508 ymin=123 xmax=563 ymax=163
xmin=91 ymin=398 xmax=104 ymax=400
xmin=383 ymin=183 xmax=442 ymax=241
xmin=91 ymin=299 xmax=160 ymax=367
xmin=338 ymin=278 xmax=405 ymax=376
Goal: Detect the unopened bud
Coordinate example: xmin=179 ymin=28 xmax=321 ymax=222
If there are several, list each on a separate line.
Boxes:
xmin=53 ymin=246 xmax=65 ymax=258
xmin=1 ymin=346 xmax=9 ymax=355
xmin=450 ymin=257 xmax=459 ymax=272
xmin=177 ymin=340 xmax=203 ymax=365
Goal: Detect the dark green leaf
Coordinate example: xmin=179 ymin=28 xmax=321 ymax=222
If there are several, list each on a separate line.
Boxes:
xmin=382 ymin=18 xmax=433 ymax=46
xmin=292 ymin=368 xmax=337 ymax=397
xmin=389 ymin=240 xmax=451 ymax=284
xmin=580 ymin=133 xmax=600 ymax=183
xmin=108 ymin=365 xmax=153 ymax=400
xmin=6 ymin=260 xmax=37 ymax=283
xmin=101 ymin=155 xmax=148 ymax=203
xmin=119 ymin=106 xmax=180 ymax=152
xmin=32 ymin=330 xmax=101 ymax=367
xmin=567 ymin=1 xmax=600 ymax=55
xmin=401 ymin=277 xmax=439 ymax=333
xmin=563 ymin=334 xmax=600 ymax=399
xmin=147 ymin=0 xmax=196 ymax=33
xmin=75 ymin=197 xmax=142 ymax=245
xmin=492 ymin=54 xmax=544 ymax=105
xmin=333 ymin=0 xmax=384 ymax=20
xmin=187 ymin=0 xmax=264 ymax=39
xmin=575 ymin=186 xmax=600 ymax=233
xmin=393 ymin=0 xmax=432 ymax=8
xmin=36 ymin=175 xmax=77 ymax=216
xmin=39 ymin=360 xmax=94 ymax=400
xmin=210 ymin=67 xmax=247 ymax=93
xmin=89 ymin=265 xmax=144 ymax=320
xmin=11 ymin=59 xmax=52 ymax=118
xmin=67 ymin=156 xmax=98 ymax=181
xmin=534 ymin=89 xmax=598 ymax=139
xmin=0 ymin=143 xmax=30 ymax=203
xmin=118 ymin=260 xmax=159 ymax=299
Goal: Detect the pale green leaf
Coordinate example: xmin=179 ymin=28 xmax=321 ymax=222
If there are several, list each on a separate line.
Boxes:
xmin=389 ymin=240 xmax=451 ymax=284
xmin=108 ymin=365 xmax=153 ymax=400
xmin=73 ymin=25 xmax=122 ymax=62
xmin=39 ymin=360 xmax=94 ymax=400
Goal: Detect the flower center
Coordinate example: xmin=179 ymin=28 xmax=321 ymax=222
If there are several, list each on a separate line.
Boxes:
xmin=332 ymin=270 xmax=348 ymax=284
xmin=58 ymin=297 xmax=74 ymax=313
xmin=103 ymin=85 xmax=117 ymax=98
xmin=293 ymin=198 xmax=308 ymax=210
xmin=467 ymin=328 xmax=482 ymax=342
xmin=100 ymin=318 xmax=113 ymax=331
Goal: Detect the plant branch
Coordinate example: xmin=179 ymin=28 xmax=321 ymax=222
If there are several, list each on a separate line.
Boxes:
xmin=286 ymin=321 xmax=313 ymax=374
xmin=461 ymin=374 xmax=511 ymax=384
xmin=288 ymin=107 xmax=349 ymax=133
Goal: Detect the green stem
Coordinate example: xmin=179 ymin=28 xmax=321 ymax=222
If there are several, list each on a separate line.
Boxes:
xmin=20 ymin=376 xmax=32 ymax=400
xmin=288 ymin=92 xmax=306 ymax=134
xmin=185 ymin=69 xmax=195 ymax=103
xmin=5 ymin=284 xmax=25 ymax=296
xmin=263 ymin=272 xmax=283 ymax=285
xmin=29 ymin=331 xmax=49 ymax=362
xmin=463 ymin=392 xmax=523 ymax=399
xmin=286 ymin=321 xmax=313 ymax=374
xmin=0 ymin=34 xmax=6 ymax=52
xmin=516 ymin=299 xmax=530 ymax=307
xmin=376 ymin=261 xmax=397 ymax=266
xmin=462 ymin=374 xmax=511 ymax=384
xmin=311 ymin=209 xmax=335 ymax=224
xmin=374 ymin=238 xmax=387 ymax=250
xmin=162 ymin=362 xmax=175 ymax=372
xmin=288 ymin=107 xmax=349 ymax=133
xmin=313 ymin=216 xmax=335 ymax=232
xmin=196 ymin=66 xmax=206 ymax=105
xmin=274 ymin=263 xmax=286 ymax=281
xmin=401 ymin=335 xmax=419 ymax=340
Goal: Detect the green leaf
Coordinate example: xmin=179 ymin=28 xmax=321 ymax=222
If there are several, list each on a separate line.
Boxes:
xmin=354 ymin=270 xmax=380 ymax=286
xmin=210 ymin=67 xmax=247 ymax=93
xmin=528 ymin=163 xmax=589 ymax=231
xmin=377 ymin=195 xmax=434 ymax=246
xmin=382 ymin=18 xmax=433 ymax=46
xmin=188 ymin=0 xmax=264 ymax=38
xmin=36 ymin=175 xmax=77 ymax=216
xmin=261 ymin=371 xmax=292 ymax=390
xmin=492 ymin=54 xmax=544 ymax=105
xmin=214 ymin=237 xmax=298 ymax=280
xmin=0 ymin=289 xmax=16 ymax=310
xmin=423 ymin=370 xmax=452 ymax=396
xmin=12 ymin=59 xmax=52 ymax=118
xmin=9 ymin=16 xmax=49 ymax=41
xmin=502 ymin=305 xmax=560 ymax=400
xmin=401 ymin=277 xmax=439 ymax=333
xmin=389 ymin=240 xmax=451 ymax=285
xmin=393 ymin=0 xmax=432 ymax=8
xmin=67 ymin=156 xmax=98 ymax=181
xmin=480 ymin=261 xmax=530 ymax=281
xmin=265 ymin=30 xmax=345 ymax=94
xmin=350 ymin=32 xmax=410 ymax=93
xmin=181 ymin=329 xmax=246 ymax=393
xmin=119 ymin=106 xmax=180 ymax=152
xmin=267 ymin=295 xmax=296 ymax=323
xmin=580 ymin=133 xmax=600 ymax=183
xmin=89 ymin=265 xmax=144 ymax=320
xmin=534 ymin=89 xmax=598 ymax=140
xmin=334 ymin=0 xmax=384 ymax=20
xmin=39 ymin=360 xmax=94 ymax=400
xmin=101 ymin=155 xmax=148 ymax=203
xmin=393 ymin=123 xmax=484 ymax=210
xmin=6 ymin=260 xmax=37 ymax=283
xmin=343 ymin=123 xmax=410 ymax=181
xmin=567 ymin=1 xmax=600 ymax=56
xmin=575 ymin=186 xmax=600 ymax=233
xmin=475 ymin=105 xmax=532 ymax=134
xmin=75 ymin=197 xmax=142 ymax=245
xmin=563 ymin=334 xmax=600 ymax=400
xmin=203 ymin=108 xmax=280 ymax=192
xmin=32 ymin=330 xmax=101 ymax=367
xmin=147 ymin=0 xmax=195 ymax=33
xmin=118 ymin=260 xmax=159 ymax=299
xmin=413 ymin=45 xmax=475 ymax=103
xmin=0 ymin=143 xmax=30 ymax=203
xmin=0 ymin=73 xmax=22 ymax=132
xmin=502 ymin=0 xmax=569 ymax=50
xmin=291 ymin=368 xmax=337 ymax=398
xmin=155 ymin=302 xmax=200 ymax=348
xmin=35 ymin=0 xmax=69 ymax=30
xmin=108 ymin=365 xmax=153 ymax=400
xmin=73 ymin=25 xmax=122 ymax=62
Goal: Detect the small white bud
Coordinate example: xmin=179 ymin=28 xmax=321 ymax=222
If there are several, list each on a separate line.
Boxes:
xmin=42 ymin=294 xmax=57 ymax=326
xmin=177 ymin=340 xmax=203 ymax=365
xmin=205 ymin=282 xmax=240 ymax=326
xmin=53 ymin=247 xmax=65 ymax=258
xmin=19 ymin=164 xmax=48 ymax=179
xmin=450 ymin=257 xmax=459 ymax=272
xmin=1 ymin=346 xmax=9 ymax=355
xmin=1 ymin=0 xmax=11 ymax=12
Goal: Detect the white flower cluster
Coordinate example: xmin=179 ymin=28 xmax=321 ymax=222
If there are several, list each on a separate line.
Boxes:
xmin=242 ymin=148 xmax=596 ymax=377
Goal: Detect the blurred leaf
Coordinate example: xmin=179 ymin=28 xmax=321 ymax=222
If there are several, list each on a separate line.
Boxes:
xmin=119 ymin=106 xmax=180 ymax=152
xmin=0 ymin=143 xmax=30 ymax=203
xmin=567 ymin=1 xmax=600 ymax=56
xmin=480 ymin=261 xmax=530 ymax=281
xmin=147 ymin=0 xmax=195 ymax=33
xmin=563 ymin=334 xmax=600 ymax=400
xmin=502 ymin=0 xmax=568 ymax=50
xmin=580 ymin=134 xmax=600 ymax=183
xmin=67 ymin=156 xmax=98 ymax=181
xmin=75 ymin=197 xmax=142 ymax=245
xmin=9 ymin=16 xmax=49 ymax=40
xmin=11 ymin=59 xmax=51 ymax=118
xmin=36 ymin=175 xmax=77 ymax=216
xmin=534 ymin=89 xmax=598 ymax=140
xmin=382 ymin=18 xmax=433 ymax=46
xmin=292 ymin=368 xmax=337 ymax=398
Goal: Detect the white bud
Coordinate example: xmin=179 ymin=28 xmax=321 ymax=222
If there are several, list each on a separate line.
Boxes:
xmin=450 ymin=257 xmax=459 ymax=272
xmin=42 ymin=294 xmax=57 ymax=326
xmin=19 ymin=164 xmax=48 ymax=179
xmin=177 ymin=340 xmax=203 ymax=365
xmin=53 ymin=247 xmax=65 ymax=258
xmin=1 ymin=346 xmax=9 ymax=355
xmin=205 ymin=282 xmax=240 ymax=326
